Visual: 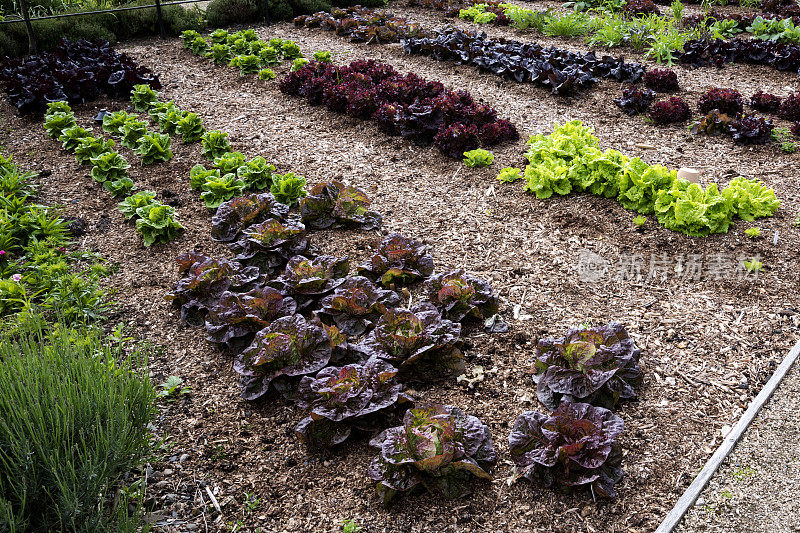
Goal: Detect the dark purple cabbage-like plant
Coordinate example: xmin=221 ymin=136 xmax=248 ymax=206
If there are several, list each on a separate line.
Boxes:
xmin=358 ymin=233 xmax=434 ymax=286
xmin=295 ymin=357 xmax=409 ymax=448
xmin=613 ymin=87 xmax=655 ymax=116
xmin=424 ymin=270 xmax=499 ymax=322
xmin=268 ymin=255 xmax=350 ymax=309
xmin=235 ymin=315 xmax=332 ymax=400
xmin=231 ymin=218 xmax=309 ymax=275
xmin=367 ymin=403 xmax=497 ymax=503
xmin=509 ymin=402 xmax=624 ymax=498
xmin=532 ymin=323 xmax=643 ymax=410
xmin=300 ymin=180 xmax=382 ymax=230
xmin=211 ymin=193 xmax=289 ymax=243
xmin=166 ymin=252 xmax=260 ymax=327
xmin=316 ymin=276 xmax=400 ymax=336
xmin=205 ymin=286 xmax=297 ymax=353
xmin=356 ymin=302 xmax=464 ymax=379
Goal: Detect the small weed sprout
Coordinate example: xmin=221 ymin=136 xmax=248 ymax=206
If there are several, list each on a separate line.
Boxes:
xmin=342 ymin=519 xmax=363 ymax=533
xmin=157 ymin=375 xmax=191 ymax=400
xmin=744 ymin=227 xmax=760 ymax=239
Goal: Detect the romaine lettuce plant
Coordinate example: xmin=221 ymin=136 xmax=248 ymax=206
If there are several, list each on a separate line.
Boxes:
xmin=423 ymin=270 xmax=499 ymax=322
xmin=213 ymin=151 xmax=247 ymax=174
xmin=120 ymin=119 xmax=149 ymax=149
xmin=151 ymin=102 xmax=184 ymax=135
xmin=238 ymin=157 xmax=275 ymax=190
xmin=135 ymin=203 xmax=184 ymax=247
xmin=230 ymin=54 xmax=262 ymax=75
xmin=177 ymin=112 xmax=205 ymax=143
xmin=532 ymin=323 xmax=643 ymax=410
xmin=367 ymin=403 xmax=496 ymax=503
xmin=296 ymin=357 xmax=408 ymax=448
xmin=259 ymin=46 xmax=281 ymax=66
xmin=358 ymin=233 xmax=435 ymax=286
xmin=316 ymin=276 xmax=401 ymax=336
xmin=207 ymin=44 xmax=232 ymax=64
xmin=300 ymin=180 xmax=382 ymax=230
xmin=211 ymin=193 xmax=289 ymax=243
xmin=356 ymin=302 xmax=464 ymax=379
xmin=89 ymin=151 xmax=130 ymax=184
xmin=268 ymin=255 xmax=349 ymax=308
xmin=189 ymin=164 xmax=219 ymax=191
xmin=118 ymin=190 xmax=156 ymax=219
xmin=201 ymin=130 xmax=232 ymax=161
xmin=101 ymin=110 xmax=132 ymax=136
xmin=44 ymin=111 xmax=76 ymax=138
xmin=205 ymin=286 xmax=297 ymax=353
xmin=75 ymin=137 xmax=116 ymax=164
xmin=270 ymin=172 xmax=308 ymax=206
xmin=58 ymin=126 xmax=93 ymax=151
xmin=497 ymin=167 xmax=522 ymax=183
xmin=235 ymin=315 xmax=332 ymax=400
xmin=103 ymin=177 xmax=135 ymax=198
xmin=258 ymin=68 xmax=277 ymax=80
xmin=282 ymin=40 xmax=303 ymax=59
xmin=508 ymin=402 xmax=624 ymax=498
xmin=231 ymin=218 xmax=309 ymax=274
xmin=135 ymin=133 xmax=173 ymax=165
xmin=200 ymin=173 xmax=246 ymax=209
xmin=45 ymin=101 xmax=72 ymax=116
xmin=130 ymin=84 xmax=159 ymax=112
xmin=167 ymin=252 xmax=261 ymax=326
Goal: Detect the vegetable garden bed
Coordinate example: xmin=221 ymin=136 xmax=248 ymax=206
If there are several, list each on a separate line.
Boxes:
xmin=1 ymin=2 xmax=799 ymax=530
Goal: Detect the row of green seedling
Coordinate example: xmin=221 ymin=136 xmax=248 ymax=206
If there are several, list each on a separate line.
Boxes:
xmin=130 ymin=84 xmax=205 ymax=147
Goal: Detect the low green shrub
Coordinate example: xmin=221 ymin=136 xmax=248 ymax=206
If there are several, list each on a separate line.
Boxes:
xmin=0 ymin=323 xmax=155 ymax=532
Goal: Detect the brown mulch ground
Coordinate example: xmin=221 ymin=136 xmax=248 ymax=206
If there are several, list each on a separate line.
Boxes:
xmin=1 ymin=5 xmax=800 ymax=531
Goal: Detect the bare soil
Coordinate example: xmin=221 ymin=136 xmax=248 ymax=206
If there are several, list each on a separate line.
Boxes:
xmin=1 ymin=4 xmax=799 ymax=531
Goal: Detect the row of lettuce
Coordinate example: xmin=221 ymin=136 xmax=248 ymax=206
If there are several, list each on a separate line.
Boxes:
xmin=0 ymin=153 xmax=155 ymax=531
xmin=498 ymin=121 xmax=781 ymax=236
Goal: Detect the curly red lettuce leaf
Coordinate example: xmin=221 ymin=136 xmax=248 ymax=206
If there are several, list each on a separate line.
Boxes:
xmin=532 ymin=323 xmax=643 ymax=410
xmin=204 ymin=286 xmax=297 ymax=353
xmin=295 ymin=357 xmax=409 ymax=447
xmin=166 ymin=252 xmax=261 ymax=327
xmin=356 ymin=302 xmax=463 ymax=379
xmin=231 ymin=217 xmax=310 ymax=275
xmin=509 ymin=402 xmax=624 ymax=499
xmin=268 ymin=255 xmax=350 ymax=308
xmin=316 ymin=276 xmax=401 ymax=336
xmin=300 ymin=180 xmax=382 ymax=230
xmin=211 ymin=193 xmax=289 ymax=243
xmin=423 ymin=269 xmax=499 ymax=322
xmin=367 ymin=403 xmax=496 ymax=504
xmin=235 ymin=315 xmax=332 ymax=400
xmin=358 ymin=233 xmax=435 ymax=287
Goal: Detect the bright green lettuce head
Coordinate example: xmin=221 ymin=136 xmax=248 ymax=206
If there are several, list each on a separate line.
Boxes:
xmin=200 ymin=173 xmax=246 ymax=209
xmin=270 ymin=172 xmax=307 ymax=206
xmin=722 ymin=176 xmax=781 ymax=221
xmin=654 ymin=180 xmax=734 ymax=236
xmin=135 ymin=132 xmax=172 ymax=165
xmin=177 ymin=112 xmax=205 ymax=143
xmin=134 ymin=203 xmax=184 ymax=247
xmin=43 ymin=112 xmax=76 ymax=138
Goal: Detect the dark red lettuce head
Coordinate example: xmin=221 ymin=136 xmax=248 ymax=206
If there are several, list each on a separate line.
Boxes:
xmin=211 ymin=193 xmax=289 ymax=243
xmin=316 ymin=276 xmax=401 ymax=336
xmin=643 ymin=68 xmax=679 ymax=92
xmin=268 ymin=255 xmax=350 ymax=308
xmin=358 ymin=233 xmax=435 ymax=286
xmin=613 ymin=87 xmax=655 ymax=116
xmin=235 ymin=315 xmax=332 ymax=400
xmin=697 ymin=87 xmax=744 ymax=116
xmin=778 ymin=93 xmax=800 ymax=120
xmin=356 ymin=302 xmax=463 ymax=379
xmin=231 ymin=217 xmax=309 ymax=275
xmin=532 ymin=323 xmax=643 ymax=410
xmin=729 ymin=114 xmax=774 ymax=145
xmin=205 ymin=286 xmax=297 ymax=353
xmin=424 ymin=269 xmax=499 ymax=322
xmin=509 ymin=402 xmax=624 ymax=498
xmin=749 ymin=91 xmax=782 ymax=113
xmin=295 ymin=357 xmax=409 ymax=447
xmin=300 ymin=180 xmax=382 ymax=230
xmin=166 ymin=253 xmax=261 ymax=327
xmin=367 ymin=403 xmax=496 ymax=503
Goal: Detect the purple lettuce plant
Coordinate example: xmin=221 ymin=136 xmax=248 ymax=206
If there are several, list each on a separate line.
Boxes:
xmin=532 ymin=323 xmax=643 ymax=410
xmin=509 ymin=402 xmax=624 ymax=498
xmin=268 ymin=255 xmax=350 ymax=309
xmin=235 ymin=315 xmax=332 ymax=400
xmin=300 ymin=180 xmax=382 ymax=230
xmin=356 ymin=302 xmax=463 ymax=379
xmin=211 ymin=193 xmax=289 ymax=243
xmin=166 ymin=252 xmax=260 ymax=327
xmin=423 ymin=269 xmax=499 ymax=322
xmin=316 ymin=276 xmax=401 ymax=336
xmin=230 ymin=217 xmax=309 ymax=275
xmin=204 ymin=286 xmax=297 ymax=353
xmin=358 ymin=233 xmax=435 ymax=286
xmin=367 ymin=403 xmax=497 ymax=503
xmin=295 ymin=357 xmax=410 ymax=448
